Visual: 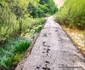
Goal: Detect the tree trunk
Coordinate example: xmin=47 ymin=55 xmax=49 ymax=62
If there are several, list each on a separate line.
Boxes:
xmin=19 ymin=17 xmax=22 ymax=34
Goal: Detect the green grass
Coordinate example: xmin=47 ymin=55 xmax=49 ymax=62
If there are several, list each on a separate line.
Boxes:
xmin=0 ymin=37 xmax=31 ymax=70
xmin=21 ymin=17 xmax=45 ymax=37
xmin=55 ymin=0 xmax=85 ymax=30
xmin=29 ymin=18 xmax=45 ymax=36
xmin=0 ymin=17 xmax=45 ymax=70
xmin=0 ymin=16 xmax=45 ymax=44
xmin=0 ymin=0 xmax=57 ymax=44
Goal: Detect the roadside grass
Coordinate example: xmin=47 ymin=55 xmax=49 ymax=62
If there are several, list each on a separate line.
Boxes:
xmin=21 ymin=18 xmax=45 ymax=38
xmin=0 ymin=37 xmax=31 ymax=70
xmin=0 ymin=17 xmax=45 ymax=70
xmin=0 ymin=0 xmax=57 ymax=70
xmin=55 ymin=0 xmax=85 ymax=30
xmin=0 ymin=17 xmax=45 ymax=44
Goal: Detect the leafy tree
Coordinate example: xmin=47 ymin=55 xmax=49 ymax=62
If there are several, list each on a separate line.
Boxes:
xmin=39 ymin=0 xmax=48 ymax=4
xmin=27 ymin=0 xmax=58 ymax=18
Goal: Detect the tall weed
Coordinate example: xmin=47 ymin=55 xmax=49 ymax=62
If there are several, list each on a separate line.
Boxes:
xmin=55 ymin=0 xmax=85 ymax=29
xmin=0 ymin=37 xmax=31 ymax=70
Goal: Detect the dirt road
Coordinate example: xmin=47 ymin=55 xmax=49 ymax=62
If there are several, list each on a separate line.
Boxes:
xmin=15 ymin=16 xmax=85 ymax=70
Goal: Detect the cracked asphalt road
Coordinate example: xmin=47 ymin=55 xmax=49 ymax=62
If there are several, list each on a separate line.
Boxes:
xmin=15 ymin=16 xmax=85 ymax=70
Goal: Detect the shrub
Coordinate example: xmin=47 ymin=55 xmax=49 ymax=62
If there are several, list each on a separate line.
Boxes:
xmin=27 ymin=0 xmax=58 ymax=18
xmin=0 ymin=37 xmax=31 ymax=70
xmin=55 ymin=0 xmax=85 ymax=29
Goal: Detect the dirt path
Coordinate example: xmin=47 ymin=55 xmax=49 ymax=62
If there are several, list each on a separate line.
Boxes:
xmin=15 ymin=16 xmax=85 ymax=70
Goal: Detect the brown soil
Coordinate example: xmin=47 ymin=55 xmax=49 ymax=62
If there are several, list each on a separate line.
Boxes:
xmin=61 ymin=25 xmax=85 ymax=56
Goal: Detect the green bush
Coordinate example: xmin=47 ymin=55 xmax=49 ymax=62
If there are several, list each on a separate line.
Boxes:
xmin=55 ymin=0 xmax=85 ymax=29
xmin=0 ymin=0 xmax=57 ymax=44
xmin=0 ymin=37 xmax=31 ymax=70
xmin=27 ymin=0 xmax=58 ymax=18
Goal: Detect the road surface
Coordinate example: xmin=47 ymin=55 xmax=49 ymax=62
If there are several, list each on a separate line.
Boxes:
xmin=15 ymin=17 xmax=85 ymax=70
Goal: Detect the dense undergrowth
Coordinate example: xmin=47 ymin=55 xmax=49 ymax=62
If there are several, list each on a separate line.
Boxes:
xmin=0 ymin=0 xmax=57 ymax=70
xmin=55 ymin=0 xmax=85 ymax=30
xmin=0 ymin=37 xmax=31 ymax=70
xmin=0 ymin=18 xmax=44 ymax=70
xmin=0 ymin=0 xmax=57 ymax=44
xmin=28 ymin=0 xmax=57 ymax=18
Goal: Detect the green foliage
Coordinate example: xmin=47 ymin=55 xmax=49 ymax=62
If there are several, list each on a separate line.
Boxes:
xmin=30 ymin=25 xmax=43 ymax=34
xmin=27 ymin=0 xmax=58 ymax=18
xmin=39 ymin=0 xmax=48 ymax=4
xmin=0 ymin=0 xmax=57 ymax=44
xmin=0 ymin=37 xmax=31 ymax=70
xmin=0 ymin=0 xmax=57 ymax=69
xmin=55 ymin=0 xmax=85 ymax=29
xmin=22 ymin=17 xmax=45 ymax=31
xmin=0 ymin=6 xmax=19 ymax=44
xmin=25 ymin=18 xmax=45 ymax=38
